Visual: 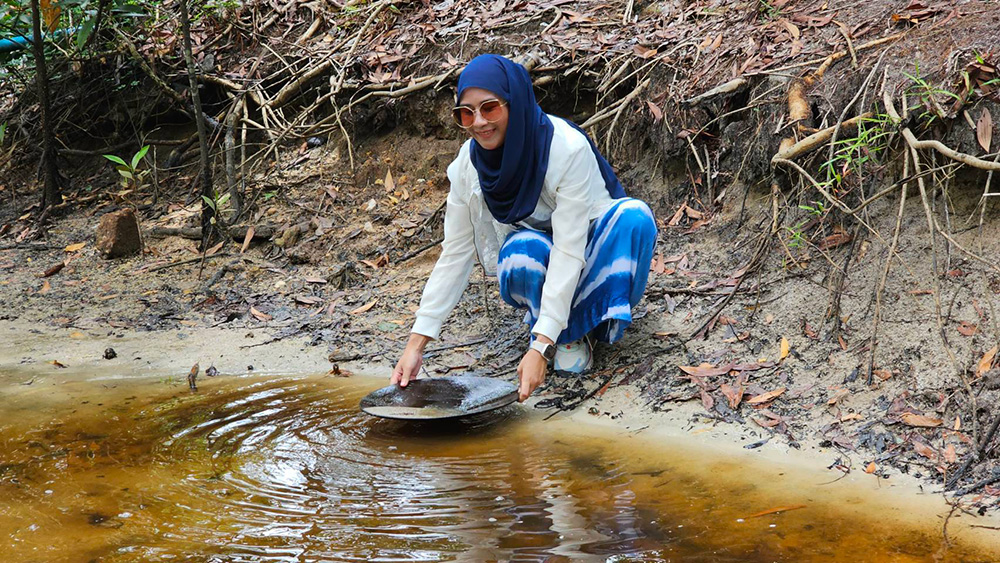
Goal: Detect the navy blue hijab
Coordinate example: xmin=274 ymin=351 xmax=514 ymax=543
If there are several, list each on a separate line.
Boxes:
xmin=457 ymin=54 xmax=626 ymax=224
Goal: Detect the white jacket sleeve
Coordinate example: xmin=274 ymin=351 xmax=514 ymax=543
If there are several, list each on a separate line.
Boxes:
xmin=530 ymin=140 xmax=596 ymax=342
xmin=411 ymin=158 xmax=478 ymax=340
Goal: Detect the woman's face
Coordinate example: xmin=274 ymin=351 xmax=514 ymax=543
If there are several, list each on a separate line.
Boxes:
xmin=458 ymin=87 xmax=509 ymax=151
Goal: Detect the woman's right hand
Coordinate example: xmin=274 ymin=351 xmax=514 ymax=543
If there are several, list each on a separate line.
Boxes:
xmin=391 ymin=333 xmax=432 ymax=387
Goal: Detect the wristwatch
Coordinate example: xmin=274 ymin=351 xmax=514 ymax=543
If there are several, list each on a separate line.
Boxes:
xmin=529 ymin=340 xmax=557 ymax=362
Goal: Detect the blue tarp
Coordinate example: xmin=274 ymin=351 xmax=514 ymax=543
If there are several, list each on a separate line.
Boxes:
xmin=0 ymin=34 xmax=32 ymax=53
xmin=0 ymin=28 xmax=74 ymax=53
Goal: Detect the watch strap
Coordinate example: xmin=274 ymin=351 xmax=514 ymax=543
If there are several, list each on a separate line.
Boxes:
xmin=530 ymin=340 xmax=556 ymax=362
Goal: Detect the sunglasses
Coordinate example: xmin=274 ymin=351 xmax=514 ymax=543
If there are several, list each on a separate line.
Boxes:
xmin=452 ymin=99 xmax=507 ymax=128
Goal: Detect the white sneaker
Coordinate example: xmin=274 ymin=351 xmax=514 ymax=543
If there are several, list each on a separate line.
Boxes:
xmin=553 ymin=338 xmax=593 ymax=373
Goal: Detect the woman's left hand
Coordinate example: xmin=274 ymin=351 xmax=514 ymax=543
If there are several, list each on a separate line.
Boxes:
xmin=517 ymin=346 xmax=548 ymax=402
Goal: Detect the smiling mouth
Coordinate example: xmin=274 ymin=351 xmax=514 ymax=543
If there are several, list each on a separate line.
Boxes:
xmin=475 ymin=128 xmax=496 ymax=139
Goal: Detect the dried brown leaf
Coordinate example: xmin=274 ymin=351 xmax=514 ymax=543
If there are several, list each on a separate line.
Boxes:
xmin=865 ymin=462 xmax=876 ymax=474
xmin=778 ymin=18 xmax=801 ymax=39
xmin=679 ymin=363 xmax=733 ymax=377
xmin=385 ymin=169 xmax=395 ymax=192
xmin=646 ymin=100 xmax=663 ymax=122
xmin=979 ymin=109 xmax=994 ymax=152
xmin=912 ymin=439 xmax=938 ymax=461
xmin=632 ymin=44 xmax=657 ymax=58
xmin=780 ymin=337 xmax=790 ymax=360
xmin=957 ymin=321 xmax=978 ymax=336
xmin=901 ymin=413 xmax=943 ymax=427
xmin=240 ymin=226 xmax=255 ymax=254
xmin=349 ymin=298 xmax=378 ymax=315
xmin=64 ymin=242 xmax=86 ymax=252
xmin=42 ymin=261 xmax=65 ymax=277
xmin=978 ymin=345 xmax=998 ymax=377
xmin=250 ymin=306 xmax=272 ymax=322
xmin=827 ymin=388 xmax=849 ymax=405
xmin=803 ymin=321 xmax=818 ymax=339
xmin=944 ymin=444 xmax=957 ymax=464
xmin=700 ymin=389 xmax=714 ymax=411
xmin=720 ymin=383 xmax=744 ymax=409
xmin=746 ymin=387 xmax=786 ymax=405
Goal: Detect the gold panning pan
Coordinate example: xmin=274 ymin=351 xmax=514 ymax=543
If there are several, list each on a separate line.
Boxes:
xmin=360 ymin=376 xmax=518 ymax=420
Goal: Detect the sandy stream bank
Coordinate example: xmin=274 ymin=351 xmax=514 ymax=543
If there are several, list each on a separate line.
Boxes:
xmin=2 ymin=319 xmax=998 ymax=559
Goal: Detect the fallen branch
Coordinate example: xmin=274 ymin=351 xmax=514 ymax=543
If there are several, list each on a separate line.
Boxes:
xmin=901 ymin=137 xmax=1000 ymax=171
xmin=144 ymin=252 xmax=231 ymax=273
xmin=265 ymin=60 xmax=332 ymax=110
xmin=582 ymin=77 xmax=650 ymax=129
xmin=954 ymin=469 xmax=1000 ymax=497
xmin=370 ymin=69 xmax=456 ymax=98
xmin=149 ymin=224 xmax=275 ymax=240
xmin=948 ymin=410 xmax=1000 ymax=490
xmin=0 ymin=243 xmax=63 ymax=251
xmin=684 ymin=77 xmax=748 ymax=106
xmin=771 ymin=112 xmax=873 ymax=163
xmin=397 ymin=237 xmax=443 ymax=263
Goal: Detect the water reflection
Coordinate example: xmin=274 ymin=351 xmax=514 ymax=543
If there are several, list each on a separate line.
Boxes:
xmin=0 ymin=374 xmax=994 ymax=562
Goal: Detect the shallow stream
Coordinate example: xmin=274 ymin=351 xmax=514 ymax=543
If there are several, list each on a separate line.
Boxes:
xmin=0 ymin=371 xmax=996 ymax=562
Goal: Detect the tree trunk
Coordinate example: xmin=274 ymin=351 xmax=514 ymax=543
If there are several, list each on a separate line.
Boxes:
xmin=30 ymin=0 xmax=61 ymax=213
xmin=178 ymin=0 xmax=214 ymax=249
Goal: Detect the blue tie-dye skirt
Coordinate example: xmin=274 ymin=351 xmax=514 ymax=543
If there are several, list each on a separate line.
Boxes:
xmin=496 ymin=198 xmax=657 ymax=344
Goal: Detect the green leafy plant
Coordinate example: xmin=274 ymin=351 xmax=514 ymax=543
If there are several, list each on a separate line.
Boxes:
xmin=905 ymin=64 xmax=961 ymax=125
xmin=785 ymin=223 xmax=807 ymax=249
xmin=201 ymin=190 xmax=231 ymax=225
xmin=757 ymin=0 xmax=782 ymax=19
xmin=798 ymin=200 xmax=827 ymax=217
xmin=818 ymin=114 xmax=892 ymax=189
xmin=103 ymin=144 xmax=149 ymax=204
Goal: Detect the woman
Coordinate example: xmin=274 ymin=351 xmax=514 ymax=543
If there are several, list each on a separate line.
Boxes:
xmin=390 ymin=54 xmax=657 ymax=402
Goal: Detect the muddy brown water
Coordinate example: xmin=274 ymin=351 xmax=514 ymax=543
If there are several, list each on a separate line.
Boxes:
xmin=0 ymin=372 xmax=996 ymax=562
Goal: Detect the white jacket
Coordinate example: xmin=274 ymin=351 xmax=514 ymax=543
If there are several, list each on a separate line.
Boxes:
xmin=412 ymin=115 xmax=619 ymax=343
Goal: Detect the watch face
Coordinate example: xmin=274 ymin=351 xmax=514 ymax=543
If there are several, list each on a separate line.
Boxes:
xmin=543 ymin=344 xmax=556 ymax=361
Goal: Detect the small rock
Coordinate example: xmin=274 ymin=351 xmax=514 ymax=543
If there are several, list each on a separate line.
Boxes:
xmin=95 ymin=209 xmax=143 ymax=259
xmin=103 ymin=347 xmax=117 ymax=360
xmin=246 ymin=365 xmax=254 ymax=371
xmin=205 ymin=365 xmax=218 ymax=377
xmin=306 ymin=137 xmax=325 ymax=148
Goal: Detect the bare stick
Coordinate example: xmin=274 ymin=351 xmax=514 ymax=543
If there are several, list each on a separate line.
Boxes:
xmin=868 ymin=152 xmax=910 ymax=384
xmin=884 ymin=89 xmax=974 ymax=442
xmin=903 ymin=137 xmax=1000 ymax=171
xmin=824 ymin=51 xmax=887 ymax=170
xmin=370 ymin=70 xmax=456 ymax=98
xmin=748 ymin=32 xmax=906 ymax=77
xmin=684 ymin=77 xmax=748 ymax=106
xmin=585 ymin=77 xmax=650 ymax=130
xmin=772 ymin=113 xmax=873 ymax=163
xmin=331 ymin=0 xmax=392 ymax=95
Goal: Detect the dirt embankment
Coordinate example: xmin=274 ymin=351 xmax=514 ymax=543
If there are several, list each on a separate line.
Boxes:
xmin=2 ymin=0 xmax=1000 ymax=510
